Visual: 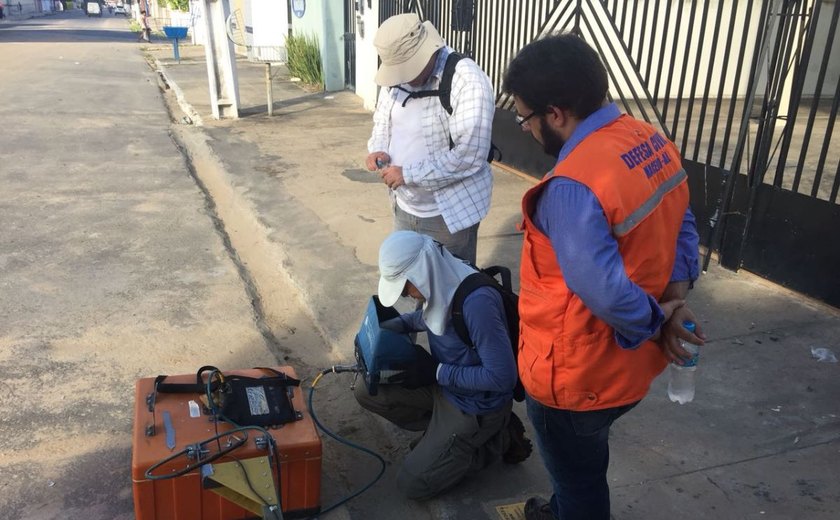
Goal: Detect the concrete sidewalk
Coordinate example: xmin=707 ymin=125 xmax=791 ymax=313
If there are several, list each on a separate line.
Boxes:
xmin=147 ymin=44 xmax=840 ymax=520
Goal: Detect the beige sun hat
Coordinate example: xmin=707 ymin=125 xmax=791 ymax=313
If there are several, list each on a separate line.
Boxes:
xmin=373 ymin=13 xmax=445 ymax=87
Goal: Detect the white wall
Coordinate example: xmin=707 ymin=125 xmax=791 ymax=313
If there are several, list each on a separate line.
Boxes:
xmin=187 ymin=0 xmax=206 ymax=45
xmin=289 ymin=0 xmax=344 ymax=91
xmin=249 ymin=0 xmax=289 ymax=62
xmin=251 ymin=0 xmax=288 ymax=47
xmin=354 ymin=0 xmax=379 ymax=111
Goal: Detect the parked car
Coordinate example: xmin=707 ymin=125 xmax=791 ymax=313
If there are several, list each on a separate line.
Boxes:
xmin=84 ymin=0 xmax=102 ymax=17
xmin=114 ymin=3 xmax=127 ymax=16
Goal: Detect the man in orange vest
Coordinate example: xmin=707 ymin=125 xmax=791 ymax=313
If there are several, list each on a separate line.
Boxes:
xmin=502 ymin=34 xmax=706 ymax=520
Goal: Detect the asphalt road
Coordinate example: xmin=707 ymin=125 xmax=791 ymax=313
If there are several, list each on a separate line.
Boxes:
xmin=0 ymin=11 xmax=287 ymax=519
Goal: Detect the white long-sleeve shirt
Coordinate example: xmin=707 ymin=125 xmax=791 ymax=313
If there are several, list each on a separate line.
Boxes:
xmin=368 ymin=47 xmax=496 ymax=233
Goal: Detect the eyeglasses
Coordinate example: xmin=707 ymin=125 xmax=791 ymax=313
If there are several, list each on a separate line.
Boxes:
xmin=515 ymin=111 xmax=538 ymax=127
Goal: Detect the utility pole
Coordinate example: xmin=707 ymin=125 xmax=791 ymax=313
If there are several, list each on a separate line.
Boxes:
xmin=201 ymin=0 xmax=240 ymax=119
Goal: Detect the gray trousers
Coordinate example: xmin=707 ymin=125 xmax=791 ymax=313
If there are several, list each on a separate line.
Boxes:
xmin=393 ymin=205 xmax=479 ymax=265
xmin=354 ymin=383 xmax=510 ymax=499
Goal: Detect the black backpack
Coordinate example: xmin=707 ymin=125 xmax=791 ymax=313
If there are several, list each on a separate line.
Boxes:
xmin=394 ymin=52 xmax=502 ymax=163
xmin=451 ymin=266 xmax=525 ymax=402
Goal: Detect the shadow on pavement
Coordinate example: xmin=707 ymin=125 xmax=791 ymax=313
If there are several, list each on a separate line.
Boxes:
xmin=0 ymin=28 xmax=142 ymax=43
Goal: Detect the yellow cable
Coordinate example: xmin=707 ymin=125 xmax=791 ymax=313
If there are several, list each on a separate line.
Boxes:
xmin=311 ymin=372 xmax=325 ymax=388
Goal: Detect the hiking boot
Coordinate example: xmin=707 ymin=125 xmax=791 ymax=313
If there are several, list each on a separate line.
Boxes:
xmin=524 ymin=496 xmax=558 ymax=520
xmin=503 ymin=412 xmax=533 ymax=464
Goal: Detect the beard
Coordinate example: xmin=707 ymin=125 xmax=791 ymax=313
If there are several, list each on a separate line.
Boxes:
xmin=540 ymin=123 xmax=566 ymax=158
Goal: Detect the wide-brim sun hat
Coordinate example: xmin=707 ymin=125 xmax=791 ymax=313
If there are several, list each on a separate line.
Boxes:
xmin=377 ymin=231 xmax=430 ymax=307
xmin=373 ymin=13 xmax=445 ymax=87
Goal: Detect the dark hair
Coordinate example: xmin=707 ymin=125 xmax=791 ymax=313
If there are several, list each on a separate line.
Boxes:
xmin=503 ymin=33 xmax=608 ymax=119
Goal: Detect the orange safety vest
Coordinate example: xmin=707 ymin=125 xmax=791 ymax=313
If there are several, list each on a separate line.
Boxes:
xmin=519 ymin=114 xmax=689 ymax=411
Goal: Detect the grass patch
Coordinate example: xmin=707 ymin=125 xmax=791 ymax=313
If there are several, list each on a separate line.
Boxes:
xmin=286 ymin=32 xmax=323 ymax=90
xmin=128 ymin=19 xmax=141 ymax=32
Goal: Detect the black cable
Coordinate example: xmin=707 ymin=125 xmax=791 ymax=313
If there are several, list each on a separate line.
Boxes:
xmin=146 ymin=366 xmax=383 ymax=519
xmin=203 ymin=370 xmax=284 ymax=519
xmin=305 ymin=368 xmax=387 ymax=519
xmin=198 ymin=369 xmax=284 ymax=517
xmin=144 ymin=429 xmax=248 ymax=480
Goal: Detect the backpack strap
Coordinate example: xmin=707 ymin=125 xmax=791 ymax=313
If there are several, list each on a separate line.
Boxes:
xmin=438 ymin=51 xmax=464 ymax=115
xmin=481 ymin=265 xmax=512 ymax=292
xmin=153 ymin=366 xmax=301 ymax=394
xmin=437 ymin=52 xmax=501 ymax=162
xmin=388 ymin=51 xmax=500 ymax=161
xmin=390 ymin=52 xmax=464 ymax=111
xmin=451 ymin=272 xmax=497 ymax=347
xmin=393 ymin=86 xmax=442 ymax=107
xmin=154 ymin=365 xmax=223 ymax=394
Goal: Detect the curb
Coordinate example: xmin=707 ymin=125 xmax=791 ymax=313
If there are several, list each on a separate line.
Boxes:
xmin=153 ymin=60 xmax=375 ymax=361
xmin=156 ymin=58 xmax=358 ymax=520
xmin=153 ymin=57 xmax=204 ymax=126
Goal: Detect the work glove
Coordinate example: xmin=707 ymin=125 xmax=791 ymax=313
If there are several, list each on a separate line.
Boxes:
xmin=391 ymin=344 xmax=438 ymax=389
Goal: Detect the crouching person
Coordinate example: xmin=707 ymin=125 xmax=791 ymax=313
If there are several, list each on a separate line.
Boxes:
xmin=354 ymin=230 xmax=531 ymax=499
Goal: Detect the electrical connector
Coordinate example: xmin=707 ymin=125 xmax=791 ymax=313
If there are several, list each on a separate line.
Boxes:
xmin=331 ymin=364 xmax=363 ymax=374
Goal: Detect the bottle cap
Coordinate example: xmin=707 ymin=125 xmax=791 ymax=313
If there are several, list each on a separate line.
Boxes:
xmin=682 ymin=320 xmax=696 ymax=333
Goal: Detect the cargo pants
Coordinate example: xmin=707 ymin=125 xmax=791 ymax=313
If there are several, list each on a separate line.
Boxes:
xmin=354 ymin=383 xmax=510 ymax=499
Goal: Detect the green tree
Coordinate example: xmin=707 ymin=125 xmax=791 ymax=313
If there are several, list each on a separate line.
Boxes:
xmin=158 ymin=0 xmax=189 ymax=12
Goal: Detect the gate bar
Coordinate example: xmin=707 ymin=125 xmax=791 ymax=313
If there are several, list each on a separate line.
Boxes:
xmin=670 ymin=0 xmax=701 ymax=151
xmin=814 ymin=70 xmax=840 ymax=201
xmin=734 ymin=0 xmax=802 ymax=267
xmin=718 ymin=0 xmax=760 ymax=172
xmin=642 ymin=0 xmax=661 ymax=87
xmin=704 ymin=0 xmax=742 ymax=166
xmin=652 ymin=0 xmax=674 ymax=106
xmin=691 ymin=0 xmax=725 ymax=163
xmin=794 ymin=0 xmax=840 ymax=193
xmin=774 ymin=0 xmax=821 ymax=187
xmin=661 ymin=0 xmax=687 ymax=131
xmin=702 ymin=0 xmax=773 ymax=272
xmin=680 ymin=0 xmax=712 ymax=158
xmin=581 ymin=3 xmax=645 ymax=120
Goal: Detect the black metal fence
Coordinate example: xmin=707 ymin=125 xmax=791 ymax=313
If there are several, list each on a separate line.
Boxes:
xmin=378 ymin=0 xmax=840 ymax=307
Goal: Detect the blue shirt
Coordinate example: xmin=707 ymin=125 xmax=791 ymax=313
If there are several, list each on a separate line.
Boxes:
xmin=532 ymin=103 xmax=700 ymax=349
xmin=398 ymin=286 xmax=517 ymax=415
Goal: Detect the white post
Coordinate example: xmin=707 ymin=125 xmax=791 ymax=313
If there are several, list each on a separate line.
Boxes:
xmin=266 ymin=63 xmax=273 ymax=116
xmin=201 ymin=0 xmax=240 ymax=119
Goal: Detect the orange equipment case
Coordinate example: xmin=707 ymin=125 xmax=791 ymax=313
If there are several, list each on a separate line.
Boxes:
xmin=131 ymin=366 xmax=321 ymax=519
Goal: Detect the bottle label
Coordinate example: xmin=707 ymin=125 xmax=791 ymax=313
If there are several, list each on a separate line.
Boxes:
xmin=682 ymin=354 xmax=699 ymax=368
xmin=681 ymin=342 xmax=700 ymax=367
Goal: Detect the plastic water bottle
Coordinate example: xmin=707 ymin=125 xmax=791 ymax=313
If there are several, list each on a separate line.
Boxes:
xmin=668 ymin=321 xmax=698 ymax=404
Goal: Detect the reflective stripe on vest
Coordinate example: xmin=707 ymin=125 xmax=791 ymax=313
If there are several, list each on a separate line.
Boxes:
xmin=612 ymin=168 xmax=687 ymax=237
xmin=517 ymin=115 xmax=688 ymax=411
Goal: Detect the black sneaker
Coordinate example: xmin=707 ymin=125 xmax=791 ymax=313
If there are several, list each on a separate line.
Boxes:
xmin=503 ymin=412 xmax=533 ymax=464
xmin=524 ymin=496 xmax=558 ymax=520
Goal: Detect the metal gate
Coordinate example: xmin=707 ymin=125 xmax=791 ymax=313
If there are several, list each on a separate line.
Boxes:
xmin=344 ymin=0 xmax=358 ymax=89
xmin=378 ymin=0 xmax=840 ymax=307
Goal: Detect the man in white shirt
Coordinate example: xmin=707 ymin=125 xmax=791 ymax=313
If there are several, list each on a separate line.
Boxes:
xmin=366 ymin=13 xmax=495 ymax=264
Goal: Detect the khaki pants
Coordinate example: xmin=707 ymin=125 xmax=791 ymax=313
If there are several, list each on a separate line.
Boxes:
xmin=354 ymin=383 xmax=510 ymax=499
